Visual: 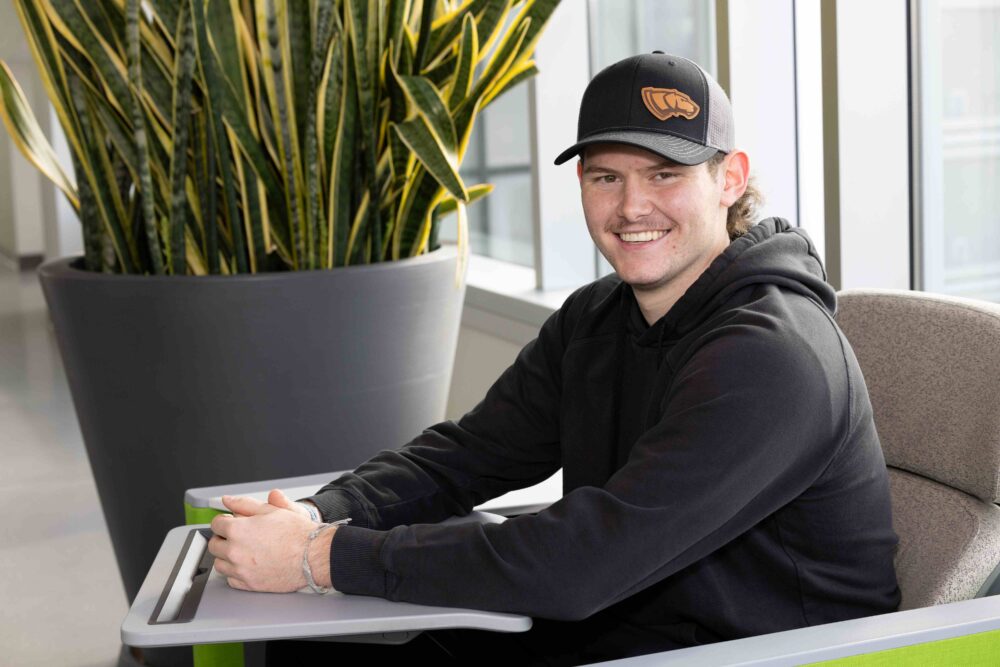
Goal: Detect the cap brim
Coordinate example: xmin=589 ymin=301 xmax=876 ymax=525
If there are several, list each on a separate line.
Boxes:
xmin=553 ymin=131 xmax=719 ymax=166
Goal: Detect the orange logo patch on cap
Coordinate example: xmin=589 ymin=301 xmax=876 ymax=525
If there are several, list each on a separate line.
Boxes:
xmin=641 ymin=87 xmax=700 ymax=121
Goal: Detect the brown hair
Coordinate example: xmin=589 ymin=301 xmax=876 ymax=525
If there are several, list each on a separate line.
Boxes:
xmin=705 ymin=152 xmax=763 ymax=240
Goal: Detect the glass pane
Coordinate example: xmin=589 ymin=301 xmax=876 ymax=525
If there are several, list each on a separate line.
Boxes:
xmin=590 ymin=1 xmax=636 ymax=70
xmin=461 ymin=121 xmax=480 ymax=166
xmin=637 ymin=0 xmax=715 ymax=70
xmin=480 ymin=171 xmax=534 ymax=266
xmin=918 ymin=0 xmax=1000 ymax=302
xmin=445 ymin=2 xmax=534 ymax=265
xmin=439 ymin=172 xmax=534 ymax=268
xmin=447 ymin=82 xmax=532 ymax=266
xmin=484 ymin=82 xmax=531 ymax=168
xmin=590 ymin=0 xmax=716 ymax=74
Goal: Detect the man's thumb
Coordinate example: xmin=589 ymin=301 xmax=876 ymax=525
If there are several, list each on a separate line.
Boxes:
xmin=268 ymin=488 xmax=293 ymax=508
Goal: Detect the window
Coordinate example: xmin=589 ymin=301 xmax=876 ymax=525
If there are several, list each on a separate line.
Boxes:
xmin=589 ymin=0 xmax=717 ymax=74
xmin=915 ymin=0 xmax=1000 ymax=302
xmin=440 ymin=5 xmax=534 ymax=268
xmin=459 ymin=83 xmax=534 ymax=267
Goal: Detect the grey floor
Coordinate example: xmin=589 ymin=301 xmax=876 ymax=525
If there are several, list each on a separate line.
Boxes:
xmin=0 ymin=267 xmax=126 ymax=666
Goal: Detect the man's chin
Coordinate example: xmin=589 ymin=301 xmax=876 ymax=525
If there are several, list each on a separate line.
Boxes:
xmin=619 ymin=275 xmax=669 ymax=292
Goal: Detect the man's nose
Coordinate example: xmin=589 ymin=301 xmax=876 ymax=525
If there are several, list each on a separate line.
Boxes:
xmin=619 ymin=179 xmax=653 ymax=222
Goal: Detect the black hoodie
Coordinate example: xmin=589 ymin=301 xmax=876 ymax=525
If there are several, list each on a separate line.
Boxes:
xmin=308 ymin=218 xmax=901 ymax=652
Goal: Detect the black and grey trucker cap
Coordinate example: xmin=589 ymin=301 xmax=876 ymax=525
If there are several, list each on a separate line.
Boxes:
xmin=554 ymin=51 xmax=734 ymax=166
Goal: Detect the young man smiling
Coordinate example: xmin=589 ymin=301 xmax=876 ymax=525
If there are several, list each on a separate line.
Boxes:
xmin=210 ymin=52 xmax=900 ymax=664
xmin=577 ymin=144 xmax=748 ymax=325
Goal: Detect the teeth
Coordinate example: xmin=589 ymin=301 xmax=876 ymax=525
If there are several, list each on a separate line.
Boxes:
xmin=618 ymin=230 xmax=668 ymax=243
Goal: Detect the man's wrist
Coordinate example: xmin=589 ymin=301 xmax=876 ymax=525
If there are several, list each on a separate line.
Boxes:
xmin=297 ymin=500 xmax=322 ymax=523
xmin=306 ymin=525 xmax=336 ymax=590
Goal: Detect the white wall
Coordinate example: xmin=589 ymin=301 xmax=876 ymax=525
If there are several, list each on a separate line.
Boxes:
xmin=0 ymin=2 xmax=80 ymax=264
xmin=446 ymin=323 xmax=523 ymax=420
xmin=6 ymin=60 xmax=47 ymax=259
xmin=0 ymin=4 xmax=46 ymax=261
xmin=0 ymin=111 xmax=15 ymax=262
xmin=727 ymin=0 xmax=800 ymax=228
xmin=835 ymin=0 xmax=911 ymax=289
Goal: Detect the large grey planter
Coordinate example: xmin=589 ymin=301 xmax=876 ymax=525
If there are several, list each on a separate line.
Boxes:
xmin=38 ymin=246 xmax=466 ymax=603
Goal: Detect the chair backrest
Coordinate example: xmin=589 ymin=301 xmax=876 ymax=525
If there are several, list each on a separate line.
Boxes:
xmin=836 ymin=289 xmax=1000 ymax=610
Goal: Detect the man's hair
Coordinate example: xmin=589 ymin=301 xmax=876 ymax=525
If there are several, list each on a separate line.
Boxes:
xmin=704 ymin=152 xmax=763 ymax=241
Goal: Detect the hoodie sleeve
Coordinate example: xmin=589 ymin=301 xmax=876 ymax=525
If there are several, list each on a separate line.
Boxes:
xmin=328 ymin=312 xmax=857 ymax=620
xmin=302 ymin=283 xmax=590 ymax=529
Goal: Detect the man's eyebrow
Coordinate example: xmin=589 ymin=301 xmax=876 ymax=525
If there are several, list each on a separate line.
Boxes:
xmin=581 ymin=160 xmax=684 ymax=175
xmin=581 ymin=164 xmax=617 ymax=175
xmin=642 ymin=160 xmax=684 ymax=171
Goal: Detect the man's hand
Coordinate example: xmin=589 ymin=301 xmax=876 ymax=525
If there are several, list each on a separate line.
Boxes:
xmin=208 ymin=490 xmax=335 ymax=593
xmin=266 ymin=488 xmax=319 ymax=522
xmin=223 ymin=489 xmax=314 ymax=520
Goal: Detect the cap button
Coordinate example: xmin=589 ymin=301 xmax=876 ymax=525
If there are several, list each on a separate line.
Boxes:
xmin=651 ymin=50 xmax=664 ymax=54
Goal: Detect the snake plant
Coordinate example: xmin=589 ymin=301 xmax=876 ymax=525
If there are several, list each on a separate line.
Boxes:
xmin=0 ymin=0 xmax=558 ymax=274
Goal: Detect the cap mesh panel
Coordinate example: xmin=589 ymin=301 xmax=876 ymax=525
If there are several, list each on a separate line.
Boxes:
xmin=703 ymin=65 xmax=734 ymax=151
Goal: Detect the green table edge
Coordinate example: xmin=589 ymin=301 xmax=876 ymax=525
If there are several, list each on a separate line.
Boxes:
xmin=807 ymin=626 xmax=1000 ymax=666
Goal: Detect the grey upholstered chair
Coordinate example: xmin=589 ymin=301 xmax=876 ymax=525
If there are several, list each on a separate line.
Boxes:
xmin=836 ymin=288 xmax=1000 ymax=610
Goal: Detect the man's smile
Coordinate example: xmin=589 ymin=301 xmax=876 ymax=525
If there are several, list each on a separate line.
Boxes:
xmin=616 ymin=229 xmax=670 ymax=244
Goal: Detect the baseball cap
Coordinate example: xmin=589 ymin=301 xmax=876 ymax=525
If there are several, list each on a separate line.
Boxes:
xmin=554 ymin=51 xmax=734 ymax=166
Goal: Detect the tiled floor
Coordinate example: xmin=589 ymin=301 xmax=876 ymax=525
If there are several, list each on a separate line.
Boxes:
xmin=0 ymin=268 xmax=126 ymax=666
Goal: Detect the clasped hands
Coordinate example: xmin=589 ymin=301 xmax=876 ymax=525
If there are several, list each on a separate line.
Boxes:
xmin=208 ymin=489 xmax=337 ymax=593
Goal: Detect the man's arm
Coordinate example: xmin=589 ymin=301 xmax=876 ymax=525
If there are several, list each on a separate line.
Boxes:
xmin=208 ymin=283 xmax=592 ymax=593
xmin=326 ymin=320 xmax=859 ymax=620
xmin=210 ymin=307 xmax=874 ymax=618
xmin=301 ymin=283 xmax=595 ymax=529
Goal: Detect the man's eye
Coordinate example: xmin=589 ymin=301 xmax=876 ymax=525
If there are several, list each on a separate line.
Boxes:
xmin=601 ymin=175 xmax=618 ymax=183
xmin=655 ymin=172 xmax=676 ymax=180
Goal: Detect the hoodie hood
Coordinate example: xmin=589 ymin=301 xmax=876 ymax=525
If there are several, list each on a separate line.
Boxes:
xmin=624 ymin=217 xmax=834 ymax=346
xmin=606 ymin=218 xmax=836 ymax=454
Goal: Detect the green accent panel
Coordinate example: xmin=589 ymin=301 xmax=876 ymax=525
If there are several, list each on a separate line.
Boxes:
xmin=185 ymin=502 xmax=225 ymax=525
xmin=183 ymin=503 xmax=243 ymax=667
xmin=193 ymin=642 xmax=243 ymax=667
xmin=807 ymin=628 xmax=1000 ymax=666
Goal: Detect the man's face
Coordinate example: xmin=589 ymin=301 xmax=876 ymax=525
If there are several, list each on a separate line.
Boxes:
xmin=577 ymin=143 xmax=733 ymax=298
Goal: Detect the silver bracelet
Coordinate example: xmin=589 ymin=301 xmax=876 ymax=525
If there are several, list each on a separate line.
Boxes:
xmin=302 ymin=517 xmax=351 ymax=595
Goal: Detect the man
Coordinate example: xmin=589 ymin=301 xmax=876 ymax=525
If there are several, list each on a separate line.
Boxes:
xmin=208 ymin=52 xmax=900 ymax=663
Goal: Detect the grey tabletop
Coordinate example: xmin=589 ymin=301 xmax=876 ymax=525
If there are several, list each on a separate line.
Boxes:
xmin=123 ymin=513 xmax=533 ymax=648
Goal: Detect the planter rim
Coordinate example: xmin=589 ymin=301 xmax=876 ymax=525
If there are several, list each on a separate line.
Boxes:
xmin=38 ymin=243 xmax=460 ymax=284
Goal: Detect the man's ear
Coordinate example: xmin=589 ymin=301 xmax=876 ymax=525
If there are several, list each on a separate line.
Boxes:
xmin=719 ymin=150 xmax=750 ymax=207
xmin=576 ymin=157 xmax=583 ymax=184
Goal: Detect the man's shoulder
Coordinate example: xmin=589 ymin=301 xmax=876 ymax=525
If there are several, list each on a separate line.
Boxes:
xmin=709 ymin=281 xmax=840 ymax=345
xmin=682 ymin=286 xmax=852 ymax=397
